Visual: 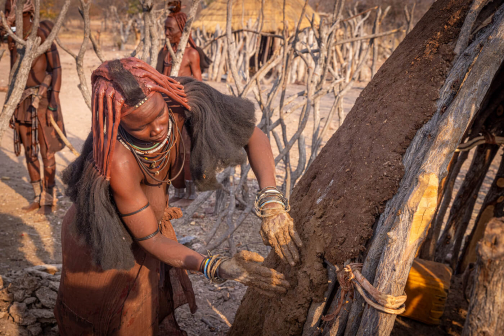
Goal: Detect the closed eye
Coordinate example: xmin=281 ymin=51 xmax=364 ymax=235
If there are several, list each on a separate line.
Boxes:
xmin=134 ymin=108 xmax=164 ymax=131
xmin=133 ymin=125 xmax=146 ymax=132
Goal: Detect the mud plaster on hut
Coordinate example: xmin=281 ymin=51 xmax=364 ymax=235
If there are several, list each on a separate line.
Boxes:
xmin=230 ymin=0 xmax=472 ymax=335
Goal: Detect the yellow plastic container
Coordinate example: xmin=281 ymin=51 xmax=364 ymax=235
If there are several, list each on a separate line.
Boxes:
xmin=400 ymin=258 xmax=452 ymax=325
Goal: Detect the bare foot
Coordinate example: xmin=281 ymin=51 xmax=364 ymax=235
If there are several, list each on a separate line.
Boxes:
xmin=22 ymin=202 xmax=40 ymax=212
xmin=37 ymin=205 xmax=54 ymax=215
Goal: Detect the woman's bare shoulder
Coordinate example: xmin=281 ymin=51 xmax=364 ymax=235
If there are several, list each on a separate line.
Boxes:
xmin=109 ymin=141 xmax=143 ymax=188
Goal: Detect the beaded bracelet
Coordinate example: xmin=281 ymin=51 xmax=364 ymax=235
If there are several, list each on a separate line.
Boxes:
xmin=200 ymin=253 xmax=228 ymax=284
xmin=254 ymin=186 xmax=290 ymax=218
xmin=48 ymin=106 xmax=57 ymax=112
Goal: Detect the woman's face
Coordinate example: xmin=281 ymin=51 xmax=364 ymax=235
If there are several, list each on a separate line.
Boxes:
xmin=165 ymin=17 xmax=181 ymax=44
xmin=120 ymin=92 xmax=170 ymax=143
xmin=4 ymin=2 xmax=32 ymax=27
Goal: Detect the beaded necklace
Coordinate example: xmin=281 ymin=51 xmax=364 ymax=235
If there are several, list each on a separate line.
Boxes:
xmin=118 ymin=110 xmax=185 ymax=184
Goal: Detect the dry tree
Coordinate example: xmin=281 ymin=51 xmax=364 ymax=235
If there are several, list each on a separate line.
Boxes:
xmin=109 ymin=5 xmax=135 ymax=51
xmin=56 ymin=0 xmax=105 ymax=110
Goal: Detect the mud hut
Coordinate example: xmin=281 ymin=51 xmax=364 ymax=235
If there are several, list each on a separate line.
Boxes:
xmin=193 ymin=0 xmax=320 ymax=70
xmin=230 ymin=0 xmax=504 ymax=335
xmin=193 ymin=0 xmax=320 ymax=33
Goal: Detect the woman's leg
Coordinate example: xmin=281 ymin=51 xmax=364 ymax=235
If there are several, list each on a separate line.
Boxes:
xmin=17 ymin=122 xmax=42 ymax=211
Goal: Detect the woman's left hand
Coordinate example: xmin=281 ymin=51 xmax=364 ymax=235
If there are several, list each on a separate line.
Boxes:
xmin=260 ymin=206 xmax=303 ymax=266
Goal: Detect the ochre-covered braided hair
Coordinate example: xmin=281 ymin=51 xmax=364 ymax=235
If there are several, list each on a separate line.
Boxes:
xmin=90 ymin=57 xmax=190 ymax=179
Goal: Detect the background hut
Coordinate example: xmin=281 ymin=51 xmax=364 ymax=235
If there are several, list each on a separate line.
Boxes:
xmin=193 ymin=0 xmax=320 ymax=33
xmin=193 ymin=0 xmax=320 ymax=78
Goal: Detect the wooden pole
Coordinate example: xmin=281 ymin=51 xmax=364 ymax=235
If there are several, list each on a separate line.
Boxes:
xmin=350 ymin=7 xmax=504 ymax=335
xmin=434 ymin=144 xmax=499 ymax=268
xmin=48 ymin=114 xmax=79 ymax=157
xmin=462 ymin=217 xmax=504 ymax=336
xmin=459 ymin=155 xmax=504 ymax=273
xmin=419 ymin=151 xmax=467 ymax=260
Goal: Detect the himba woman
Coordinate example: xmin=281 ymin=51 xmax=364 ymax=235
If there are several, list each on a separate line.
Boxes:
xmin=3 ymin=0 xmax=66 ymax=215
xmin=55 ymin=57 xmax=302 ymax=335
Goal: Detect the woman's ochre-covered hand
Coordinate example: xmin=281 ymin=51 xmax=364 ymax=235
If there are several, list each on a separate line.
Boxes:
xmin=219 ymin=250 xmax=290 ymax=296
xmin=259 ymin=206 xmax=303 ymax=266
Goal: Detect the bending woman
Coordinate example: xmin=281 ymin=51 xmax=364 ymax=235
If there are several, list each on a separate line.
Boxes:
xmin=55 ymin=58 xmax=302 ymax=335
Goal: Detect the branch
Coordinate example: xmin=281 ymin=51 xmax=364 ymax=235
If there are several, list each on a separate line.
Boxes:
xmin=226 ymin=0 xmax=244 ymax=93
xmin=35 ymin=0 xmax=71 ymax=57
xmin=183 ymin=168 xmax=232 ymax=224
xmin=334 ymin=28 xmax=402 ymax=45
xmin=274 ymin=99 xmax=311 ymax=165
xmin=454 ymin=0 xmax=490 ymax=56
xmin=0 ymin=12 xmax=26 ymax=45
xmin=456 ymin=135 xmax=504 ymax=152
xmin=203 ymin=29 xmax=284 ymax=49
xmin=240 ymin=52 xmax=281 ymax=97
xmin=170 ymin=0 xmax=201 ymax=76
xmin=57 ymin=0 xmax=92 ymax=110
xmin=89 ymin=31 xmax=105 ymax=63
xmin=131 ymin=40 xmax=144 ymax=57
xmin=165 ymin=36 xmax=176 ymax=62
xmin=342 ymin=6 xmax=377 ymax=23
xmin=55 ymin=37 xmax=76 ymax=58
xmin=204 ymin=202 xmax=254 ymax=252
xmin=15 ymin=0 xmax=25 ymax=42
xmin=149 ymin=11 xmax=160 ymax=67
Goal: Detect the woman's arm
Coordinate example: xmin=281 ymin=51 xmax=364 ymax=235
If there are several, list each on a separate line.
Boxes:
xmin=244 ymin=127 xmax=277 ymax=188
xmin=188 ymin=48 xmax=202 ymax=81
xmin=46 ymin=42 xmax=62 ymax=112
xmin=244 ymin=127 xmax=303 ymax=266
xmin=110 ymin=153 xmax=204 ymax=271
xmin=109 ymin=150 xmax=289 ymax=293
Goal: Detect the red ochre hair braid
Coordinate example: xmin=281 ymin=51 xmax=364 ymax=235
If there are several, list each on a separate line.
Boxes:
xmin=90 ymin=57 xmax=190 ymax=179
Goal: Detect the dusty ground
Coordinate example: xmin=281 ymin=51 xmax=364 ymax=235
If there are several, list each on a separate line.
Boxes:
xmin=0 ymin=26 xmax=496 ymax=335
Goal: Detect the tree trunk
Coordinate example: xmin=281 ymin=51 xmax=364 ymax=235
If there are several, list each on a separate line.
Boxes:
xmin=461 ymin=217 xmax=504 ymax=336
xmin=459 ymin=155 xmax=504 ymax=273
xmin=230 ymin=1 xmax=485 ymax=334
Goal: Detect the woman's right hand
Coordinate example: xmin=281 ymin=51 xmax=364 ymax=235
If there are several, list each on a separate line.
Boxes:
xmin=218 ymin=250 xmax=290 ymax=296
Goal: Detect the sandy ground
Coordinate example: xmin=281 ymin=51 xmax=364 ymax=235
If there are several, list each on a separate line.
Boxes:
xmin=0 ymin=32 xmax=497 ymax=335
